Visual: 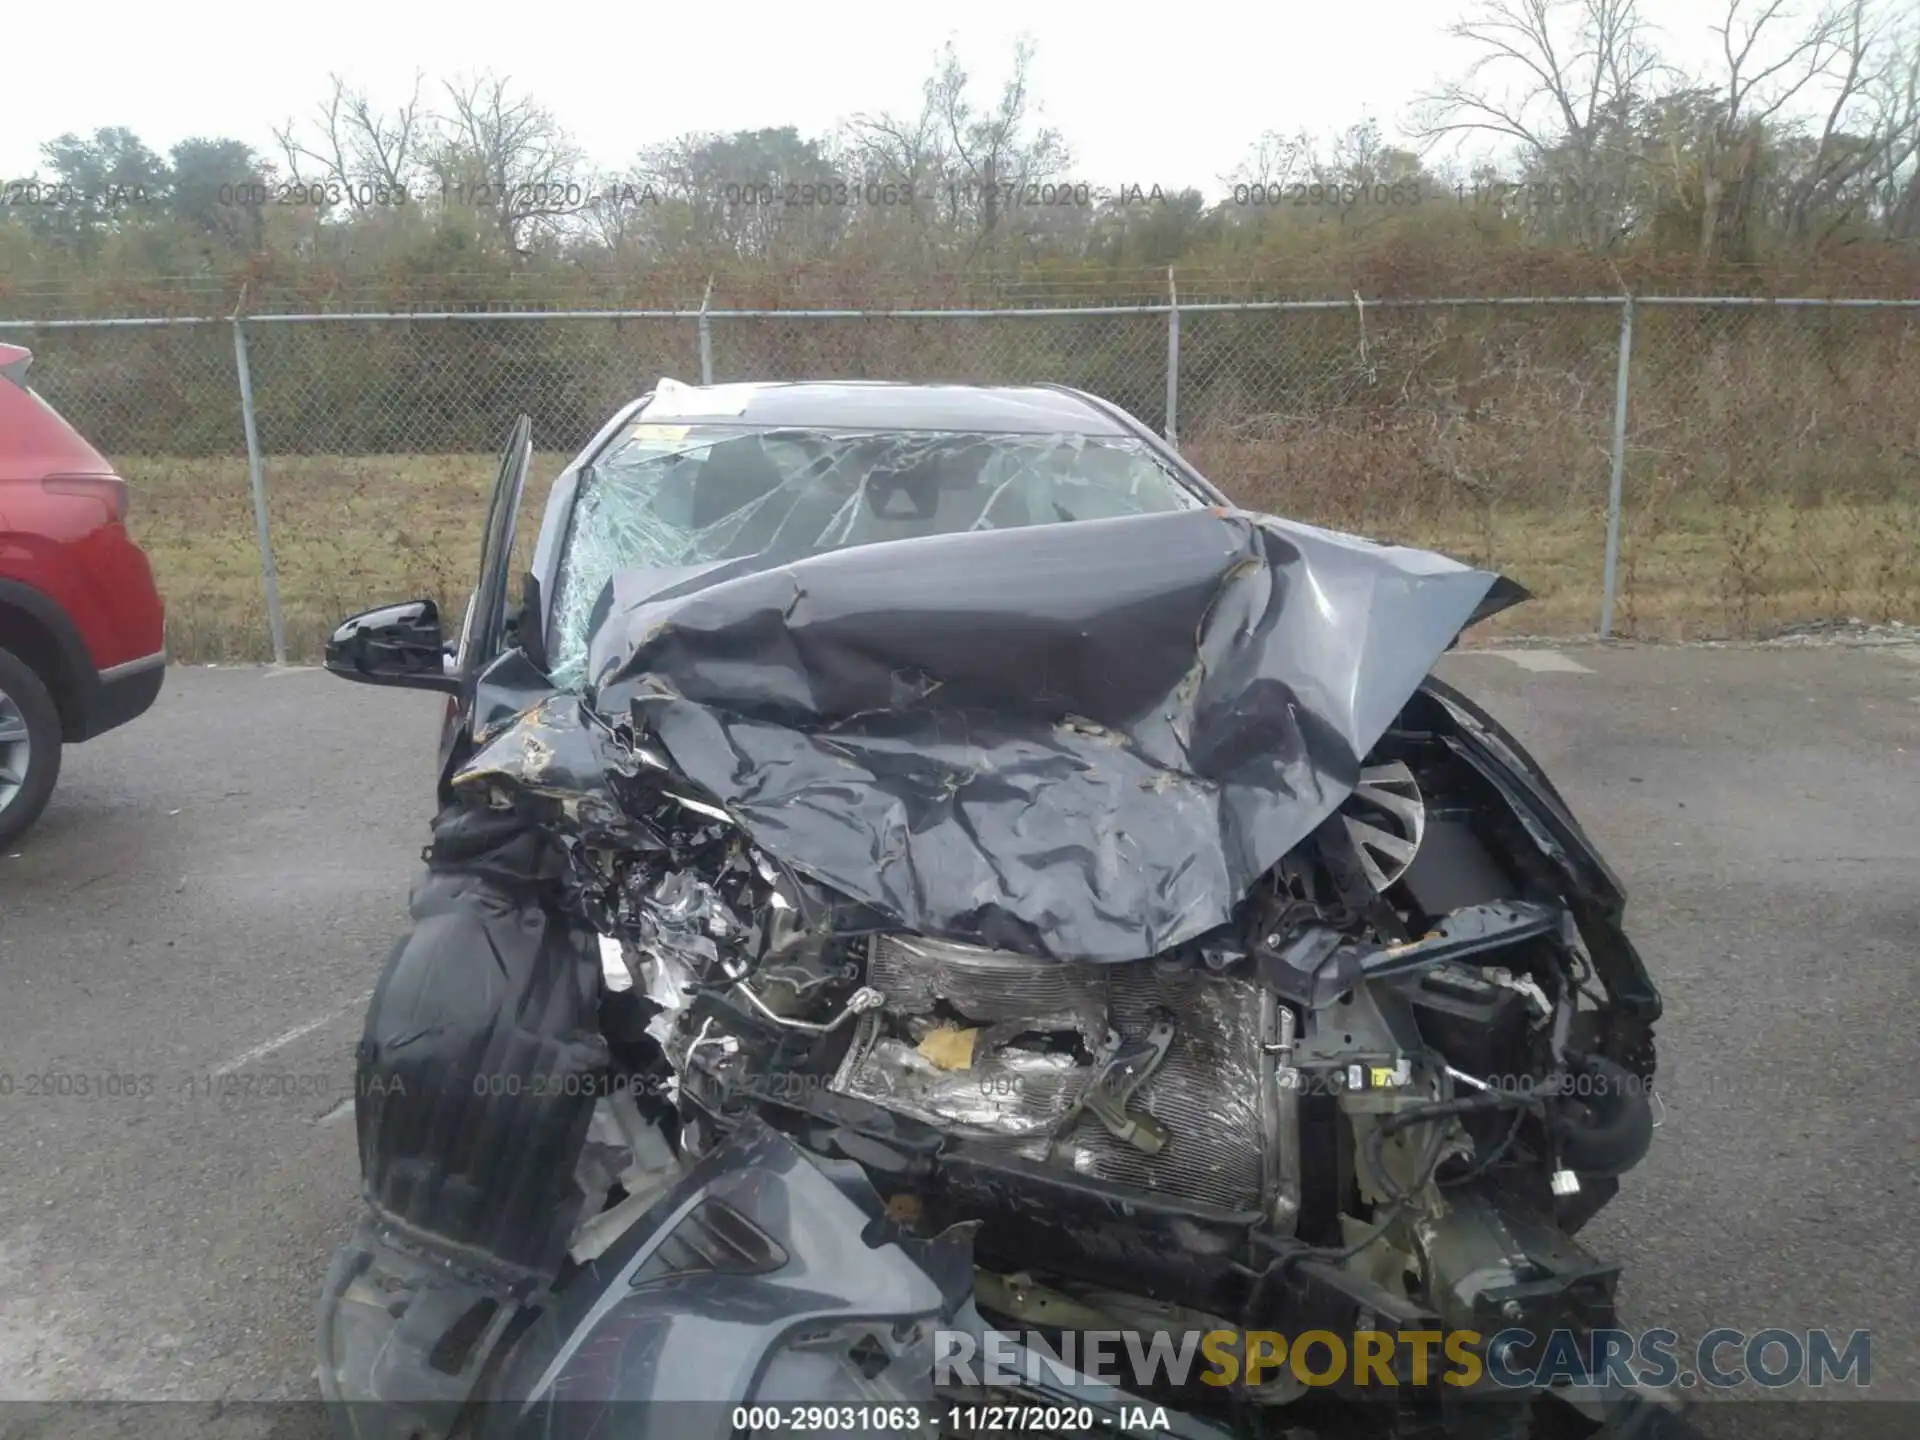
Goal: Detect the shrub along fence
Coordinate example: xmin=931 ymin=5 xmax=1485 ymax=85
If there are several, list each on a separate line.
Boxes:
xmin=3 ymin=294 xmax=1915 ymax=661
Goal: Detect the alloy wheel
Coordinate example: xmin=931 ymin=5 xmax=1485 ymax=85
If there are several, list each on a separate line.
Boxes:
xmin=0 ymin=683 xmax=31 ymax=815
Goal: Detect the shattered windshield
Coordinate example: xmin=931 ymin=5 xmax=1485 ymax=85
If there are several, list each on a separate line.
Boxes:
xmin=547 ymin=425 xmax=1206 ymax=688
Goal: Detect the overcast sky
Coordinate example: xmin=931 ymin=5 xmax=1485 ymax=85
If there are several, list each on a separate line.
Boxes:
xmin=3 ymin=0 xmax=1856 ymax=195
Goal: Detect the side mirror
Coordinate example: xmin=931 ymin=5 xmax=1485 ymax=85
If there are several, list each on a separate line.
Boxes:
xmin=325 ymin=599 xmax=461 ymax=693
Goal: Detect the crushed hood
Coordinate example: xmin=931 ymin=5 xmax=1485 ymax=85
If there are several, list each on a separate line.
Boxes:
xmin=458 ymin=507 xmax=1523 ymax=964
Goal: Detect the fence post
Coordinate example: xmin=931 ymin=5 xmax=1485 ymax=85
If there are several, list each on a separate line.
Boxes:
xmin=230 ymin=308 xmax=287 ymax=664
xmin=698 ymin=276 xmax=714 ymax=385
xmin=1598 ymin=295 xmax=1635 ymax=638
xmin=1164 ymin=267 xmax=1180 ymax=448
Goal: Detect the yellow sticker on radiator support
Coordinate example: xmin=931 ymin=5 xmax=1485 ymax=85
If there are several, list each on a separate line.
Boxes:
xmin=917 ymin=1026 xmax=979 ymax=1072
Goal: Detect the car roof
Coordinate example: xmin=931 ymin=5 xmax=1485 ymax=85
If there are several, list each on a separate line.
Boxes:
xmin=629 ymin=379 xmax=1135 ymax=436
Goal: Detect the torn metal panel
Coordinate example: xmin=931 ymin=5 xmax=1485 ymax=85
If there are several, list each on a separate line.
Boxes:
xmin=471 ymin=1118 xmax=974 ymax=1437
xmin=521 ymin=505 xmax=1516 ymax=964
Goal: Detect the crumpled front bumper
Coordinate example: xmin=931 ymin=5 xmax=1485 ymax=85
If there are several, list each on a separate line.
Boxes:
xmin=318 ymin=1118 xmax=977 ymax=1440
xmin=317 ymin=1214 xmax=528 ymax=1440
xmin=317 ymin=1125 xmax=1702 ymax=1440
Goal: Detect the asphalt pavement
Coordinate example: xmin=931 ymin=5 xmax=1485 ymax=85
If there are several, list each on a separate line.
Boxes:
xmin=0 ymin=644 xmax=1915 ymax=1437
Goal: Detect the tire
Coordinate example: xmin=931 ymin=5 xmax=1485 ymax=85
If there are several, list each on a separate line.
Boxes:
xmin=1549 ymin=1053 xmax=1656 ymax=1178
xmin=0 ymin=646 xmax=62 ymax=848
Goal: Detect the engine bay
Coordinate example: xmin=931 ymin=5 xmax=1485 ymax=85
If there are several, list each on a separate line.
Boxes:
xmin=538 ymin=681 xmax=1663 ymax=1415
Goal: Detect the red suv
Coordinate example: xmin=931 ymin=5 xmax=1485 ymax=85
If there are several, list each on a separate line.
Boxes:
xmin=0 ymin=343 xmax=166 ymax=845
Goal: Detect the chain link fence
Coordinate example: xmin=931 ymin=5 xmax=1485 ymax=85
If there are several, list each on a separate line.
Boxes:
xmin=3 ymin=298 xmax=1915 ymax=662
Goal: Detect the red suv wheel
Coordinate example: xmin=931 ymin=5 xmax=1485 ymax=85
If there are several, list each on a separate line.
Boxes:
xmin=0 ymin=645 xmax=62 ymax=845
xmin=0 ymin=342 xmax=167 ymax=844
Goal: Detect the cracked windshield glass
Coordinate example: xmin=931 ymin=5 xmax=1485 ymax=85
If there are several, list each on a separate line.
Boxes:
xmin=547 ymin=424 xmax=1206 ymax=687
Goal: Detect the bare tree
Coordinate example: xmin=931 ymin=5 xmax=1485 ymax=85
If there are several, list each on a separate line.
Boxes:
xmin=577 ymin=170 xmax=658 ymax=254
xmin=1684 ymin=0 xmax=1854 ymax=263
xmin=843 ymin=98 xmax=946 ymax=194
xmin=433 ymin=73 xmax=585 ymax=257
xmin=933 ymin=39 xmax=1069 ymax=243
xmin=1224 ymin=129 xmax=1313 ymax=192
xmin=274 ymin=73 xmax=427 ymax=211
xmin=1409 ymin=0 xmax=1671 ymax=246
xmin=1754 ymin=0 xmax=1919 ymax=242
xmin=842 ymin=96 xmax=951 ymax=252
xmin=844 ymin=38 xmax=1069 ymax=253
xmin=1863 ymin=20 xmax=1920 ymax=235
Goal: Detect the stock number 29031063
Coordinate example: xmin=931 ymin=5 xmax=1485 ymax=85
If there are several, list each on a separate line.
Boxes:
xmin=730 ymin=1405 xmax=924 ymax=1433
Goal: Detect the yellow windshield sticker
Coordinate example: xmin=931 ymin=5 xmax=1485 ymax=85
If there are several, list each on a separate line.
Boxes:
xmin=630 ymin=423 xmax=691 ymax=442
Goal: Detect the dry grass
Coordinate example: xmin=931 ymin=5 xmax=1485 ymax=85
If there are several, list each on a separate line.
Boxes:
xmin=122 ymin=450 xmax=1920 ymax=664
xmin=1187 ymin=393 xmax=1920 ymax=642
xmin=126 ymin=453 xmax=572 ymax=662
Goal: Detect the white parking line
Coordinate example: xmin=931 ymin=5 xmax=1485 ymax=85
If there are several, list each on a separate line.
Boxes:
xmin=1483 ymin=649 xmax=1595 ymax=674
xmin=208 ymin=989 xmax=372 ymax=1077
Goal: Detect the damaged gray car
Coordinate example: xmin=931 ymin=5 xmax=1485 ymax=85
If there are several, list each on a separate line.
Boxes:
xmin=318 ymin=380 xmax=1685 ymax=1440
